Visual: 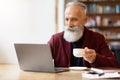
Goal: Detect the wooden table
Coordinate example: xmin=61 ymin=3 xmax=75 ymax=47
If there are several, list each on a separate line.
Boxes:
xmin=0 ymin=64 xmax=120 ymax=80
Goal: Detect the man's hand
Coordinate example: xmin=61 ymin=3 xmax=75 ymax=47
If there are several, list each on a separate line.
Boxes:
xmin=83 ymin=47 xmax=97 ymax=63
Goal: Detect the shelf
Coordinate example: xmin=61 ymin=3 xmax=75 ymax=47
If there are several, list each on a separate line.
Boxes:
xmin=87 ymin=13 xmax=120 ymax=16
xmin=81 ymin=1 xmax=120 ymax=4
xmin=87 ymin=26 xmax=120 ymax=32
xmin=106 ymin=38 xmax=120 ymax=42
xmin=88 ymin=26 xmax=120 ymax=29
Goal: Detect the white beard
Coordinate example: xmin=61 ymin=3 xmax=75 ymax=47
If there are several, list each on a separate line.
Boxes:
xmin=63 ymin=26 xmax=84 ymax=42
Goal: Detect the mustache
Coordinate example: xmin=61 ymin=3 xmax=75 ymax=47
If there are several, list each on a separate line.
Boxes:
xmin=65 ymin=26 xmax=83 ymax=32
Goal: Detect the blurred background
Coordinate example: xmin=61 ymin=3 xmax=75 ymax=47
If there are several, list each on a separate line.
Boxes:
xmin=0 ymin=0 xmax=55 ymax=63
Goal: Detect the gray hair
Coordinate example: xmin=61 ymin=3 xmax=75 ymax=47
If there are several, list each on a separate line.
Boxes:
xmin=66 ymin=1 xmax=87 ymax=14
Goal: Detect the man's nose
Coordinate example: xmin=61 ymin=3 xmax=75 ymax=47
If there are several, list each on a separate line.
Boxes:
xmin=67 ymin=20 xmax=73 ymax=27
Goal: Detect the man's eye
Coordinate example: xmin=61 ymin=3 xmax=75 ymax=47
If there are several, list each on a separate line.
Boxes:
xmin=72 ymin=18 xmax=78 ymax=21
xmin=65 ymin=18 xmax=68 ymax=21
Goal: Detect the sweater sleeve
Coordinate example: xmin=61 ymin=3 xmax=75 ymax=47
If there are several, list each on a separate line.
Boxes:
xmin=90 ymin=35 xmax=119 ymax=68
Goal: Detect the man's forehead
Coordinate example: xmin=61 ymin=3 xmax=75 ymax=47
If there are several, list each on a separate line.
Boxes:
xmin=65 ymin=6 xmax=84 ymax=14
xmin=65 ymin=7 xmax=83 ymax=17
xmin=66 ymin=2 xmax=87 ymax=14
xmin=65 ymin=15 xmax=79 ymax=19
xmin=65 ymin=5 xmax=86 ymax=17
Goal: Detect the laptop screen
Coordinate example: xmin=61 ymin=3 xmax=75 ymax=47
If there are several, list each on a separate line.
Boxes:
xmin=14 ymin=43 xmax=56 ymax=72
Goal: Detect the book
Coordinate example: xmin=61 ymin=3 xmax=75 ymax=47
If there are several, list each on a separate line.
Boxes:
xmin=91 ymin=67 xmax=120 ymax=74
xmin=82 ymin=67 xmax=120 ymax=79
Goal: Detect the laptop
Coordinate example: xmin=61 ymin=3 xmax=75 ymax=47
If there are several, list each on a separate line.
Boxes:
xmin=14 ymin=43 xmax=69 ymax=72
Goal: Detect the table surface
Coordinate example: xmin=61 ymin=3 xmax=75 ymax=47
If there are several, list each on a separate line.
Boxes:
xmin=0 ymin=64 xmax=120 ymax=80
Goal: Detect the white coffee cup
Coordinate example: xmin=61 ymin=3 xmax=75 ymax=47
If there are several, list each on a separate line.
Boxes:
xmin=73 ymin=48 xmax=85 ymax=57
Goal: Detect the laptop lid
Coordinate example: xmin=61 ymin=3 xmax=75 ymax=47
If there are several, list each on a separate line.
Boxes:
xmin=14 ymin=43 xmax=58 ymax=72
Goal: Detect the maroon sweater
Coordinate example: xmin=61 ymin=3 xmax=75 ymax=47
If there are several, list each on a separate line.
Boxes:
xmin=48 ymin=27 xmax=119 ymax=68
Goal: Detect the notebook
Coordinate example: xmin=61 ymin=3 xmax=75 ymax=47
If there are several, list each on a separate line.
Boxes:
xmin=14 ymin=43 xmax=69 ymax=72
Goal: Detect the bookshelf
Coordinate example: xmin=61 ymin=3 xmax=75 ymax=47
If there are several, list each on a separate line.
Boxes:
xmin=80 ymin=0 xmax=120 ymax=43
